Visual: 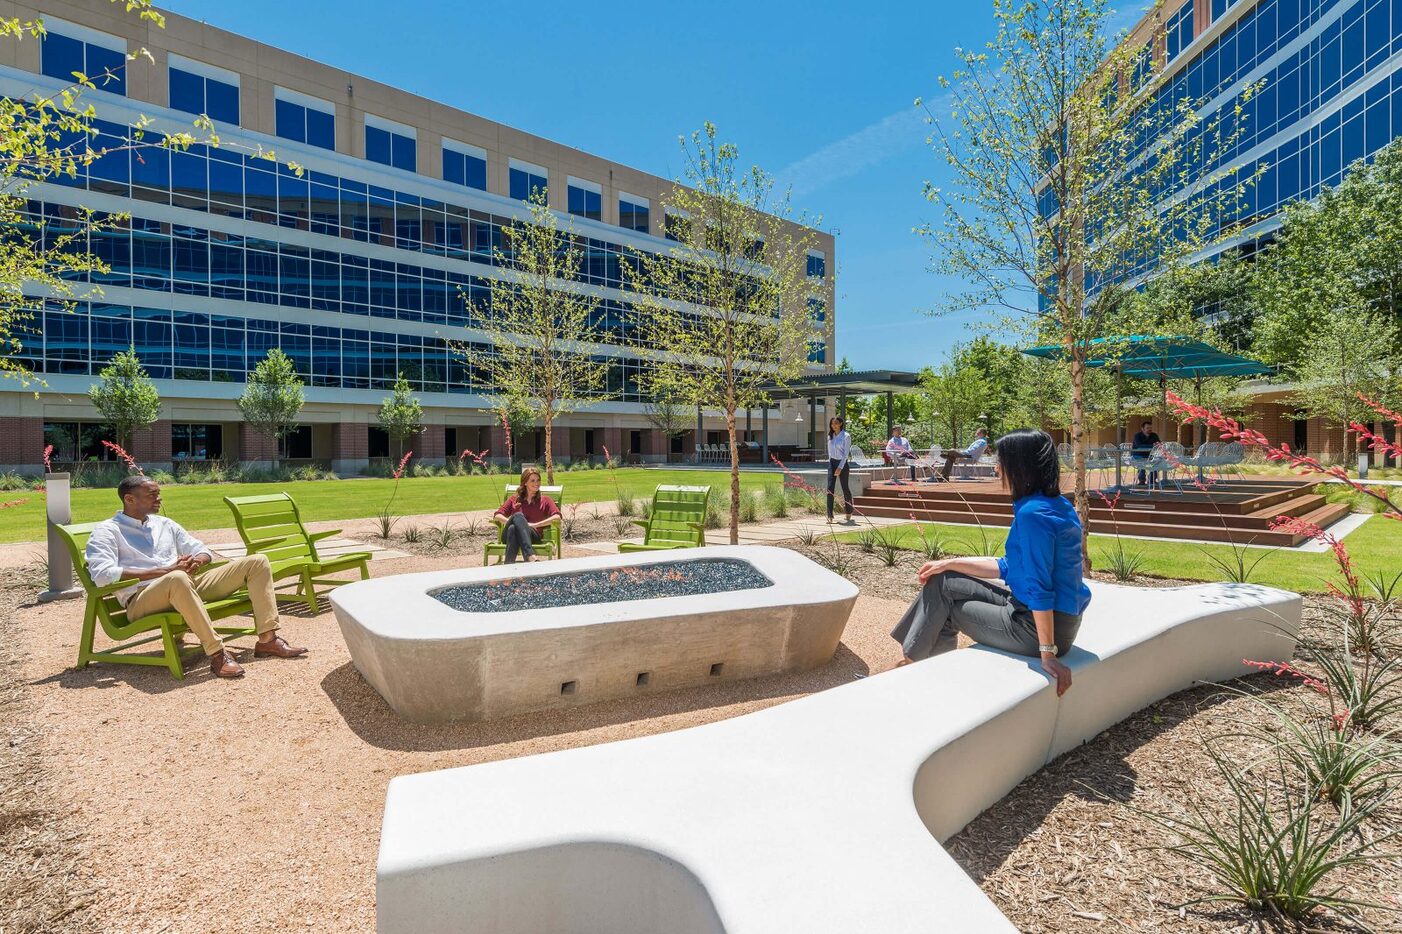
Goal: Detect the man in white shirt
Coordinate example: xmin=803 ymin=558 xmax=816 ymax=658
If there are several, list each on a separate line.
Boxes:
xmin=85 ymin=476 xmax=306 ymax=679
xmin=884 ymin=425 xmax=918 ymax=480
xmin=939 ymin=427 xmax=990 ymax=481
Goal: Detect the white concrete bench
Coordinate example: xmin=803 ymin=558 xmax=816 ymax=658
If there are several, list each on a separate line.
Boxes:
xmin=377 ymin=580 xmax=1302 ymax=933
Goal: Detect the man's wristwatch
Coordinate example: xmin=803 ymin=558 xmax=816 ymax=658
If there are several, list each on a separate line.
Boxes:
xmin=1039 ymin=643 xmax=1058 ymax=656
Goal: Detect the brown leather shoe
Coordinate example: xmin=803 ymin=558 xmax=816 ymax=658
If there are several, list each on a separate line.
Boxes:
xmin=253 ymin=635 xmax=308 ymax=659
xmin=209 ymin=650 xmax=244 ymax=679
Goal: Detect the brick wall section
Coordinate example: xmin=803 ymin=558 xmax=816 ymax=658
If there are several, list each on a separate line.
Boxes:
xmin=603 ymin=427 xmax=624 ymax=463
xmin=0 ymin=416 xmax=43 ymax=469
xmin=239 ymin=424 xmax=279 ymax=463
xmin=550 ymin=426 xmax=571 ymax=461
xmin=489 ymin=425 xmax=508 ymax=462
xmin=644 ymin=429 xmax=666 ymax=457
xmin=331 ymin=423 xmax=368 ymax=459
xmin=1308 ymin=419 xmax=1349 ymax=459
xmin=414 ymin=425 xmax=446 ymax=463
xmin=1244 ymin=402 xmax=1293 ymax=449
xmin=131 ymin=419 xmax=172 ymax=464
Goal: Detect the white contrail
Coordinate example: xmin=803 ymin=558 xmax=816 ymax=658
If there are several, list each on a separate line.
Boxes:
xmin=773 ymin=99 xmax=943 ymax=199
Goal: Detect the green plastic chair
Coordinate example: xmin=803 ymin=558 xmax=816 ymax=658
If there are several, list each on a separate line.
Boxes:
xmin=483 ymin=484 xmax=565 ymax=565
xmin=223 ymin=492 xmax=371 ymax=613
xmin=57 ymin=521 xmax=258 ymax=680
xmin=618 ymin=485 xmax=711 ymax=552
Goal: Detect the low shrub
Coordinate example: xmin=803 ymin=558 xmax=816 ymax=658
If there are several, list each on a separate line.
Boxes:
xmin=401 ymin=525 xmax=422 ymax=544
xmin=764 ymin=485 xmax=789 ymax=518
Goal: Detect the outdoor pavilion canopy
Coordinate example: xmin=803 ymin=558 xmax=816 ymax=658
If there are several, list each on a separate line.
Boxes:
xmin=749 ymin=370 xmax=923 ymax=461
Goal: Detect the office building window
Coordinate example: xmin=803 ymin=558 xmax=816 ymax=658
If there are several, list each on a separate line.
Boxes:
xmin=664 ymin=211 xmax=690 ymax=242
xmin=168 ymin=57 xmax=239 ymax=124
xmin=807 ymin=298 xmax=826 ymax=323
xmin=41 ymin=24 xmax=125 ymax=95
xmin=443 ymin=140 xmax=487 ymax=191
xmin=1165 ymin=3 xmax=1193 ymax=62
xmin=807 ymin=252 xmax=826 ymax=278
xmin=618 ymin=194 xmax=649 ymax=233
xmin=274 ymin=89 xmax=335 ymax=151
xmin=807 ymin=341 xmax=827 ymax=364
xmin=567 ymin=177 xmax=602 ymax=221
xmin=1210 ymin=0 xmax=1236 ymax=21
xmin=172 ymin=423 xmax=223 ymax=460
xmin=510 ymin=159 xmax=549 ymax=202
xmin=366 ymin=117 xmax=417 ymax=172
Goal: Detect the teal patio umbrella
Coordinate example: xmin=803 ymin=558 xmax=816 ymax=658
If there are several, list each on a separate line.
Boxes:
xmin=1021 ymin=336 xmax=1275 ymax=489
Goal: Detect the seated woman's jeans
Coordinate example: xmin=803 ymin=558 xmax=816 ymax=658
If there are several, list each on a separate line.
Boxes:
xmin=890 ymin=570 xmax=1081 ymax=661
xmin=503 ymin=512 xmax=543 ymax=563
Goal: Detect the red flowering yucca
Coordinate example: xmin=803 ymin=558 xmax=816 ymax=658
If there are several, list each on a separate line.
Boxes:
xmin=100 ymin=440 xmax=143 ymax=475
xmin=42 ymin=444 xmax=54 ymax=474
xmin=392 ymin=450 xmax=413 ymax=481
xmin=458 ymin=447 xmax=490 ymax=469
xmin=1242 ymin=658 xmax=1329 ymax=695
xmin=1167 ymin=391 xmax=1400 ymax=521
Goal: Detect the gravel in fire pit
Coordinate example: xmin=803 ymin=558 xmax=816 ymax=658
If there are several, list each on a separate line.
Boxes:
xmin=432 ymin=558 xmax=773 ymax=613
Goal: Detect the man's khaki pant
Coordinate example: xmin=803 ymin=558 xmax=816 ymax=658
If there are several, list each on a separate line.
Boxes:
xmin=125 ymin=554 xmax=280 ymax=656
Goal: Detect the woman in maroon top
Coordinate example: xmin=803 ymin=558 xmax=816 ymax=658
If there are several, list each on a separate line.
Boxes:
xmin=493 ymin=466 xmax=560 ymax=563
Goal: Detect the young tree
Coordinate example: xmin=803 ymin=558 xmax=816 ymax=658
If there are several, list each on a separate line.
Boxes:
xmin=456 ymin=192 xmax=612 ymax=484
xmin=623 ymin=123 xmax=822 ymax=543
xmin=1293 ymin=311 xmax=1400 ymax=459
xmin=642 ymin=393 xmax=690 ymax=461
xmin=920 ymin=0 xmax=1259 ymax=546
xmin=377 ymin=373 xmax=424 ymax=460
xmin=921 ymin=360 xmax=989 ymax=447
xmin=88 ymin=349 xmax=161 ymax=450
xmin=238 ymin=349 xmax=304 ymax=466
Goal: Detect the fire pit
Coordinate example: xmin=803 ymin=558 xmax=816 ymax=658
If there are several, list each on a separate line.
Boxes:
xmin=432 ymin=558 xmax=773 ymax=613
xmin=330 ymin=546 xmax=857 ymax=724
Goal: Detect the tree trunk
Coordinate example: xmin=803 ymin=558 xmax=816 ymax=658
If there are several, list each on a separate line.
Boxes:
xmin=726 ymin=404 xmax=740 ymax=546
xmin=1069 ymin=346 xmax=1091 ymax=571
xmin=543 ymin=405 xmax=555 ymax=485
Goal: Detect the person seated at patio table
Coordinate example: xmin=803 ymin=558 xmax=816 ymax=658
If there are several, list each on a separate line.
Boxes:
xmin=884 ymin=425 xmax=919 ymax=480
xmin=891 ymin=429 xmax=1089 ymax=696
xmin=938 ymin=427 xmax=990 ymax=481
xmin=493 ymin=466 xmax=560 ymax=563
xmin=84 ymin=476 xmax=307 ymax=679
xmin=1131 ymin=420 xmax=1161 ymax=487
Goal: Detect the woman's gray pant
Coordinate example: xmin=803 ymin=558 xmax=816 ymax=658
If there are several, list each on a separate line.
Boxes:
xmin=503 ymin=512 xmax=542 ymax=563
xmin=890 ymin=571 xmax=1080 ymax=661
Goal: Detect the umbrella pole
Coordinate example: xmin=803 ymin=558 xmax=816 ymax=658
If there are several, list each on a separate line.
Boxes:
xmin=1195 ymin=375 xmax=1206 ymax=483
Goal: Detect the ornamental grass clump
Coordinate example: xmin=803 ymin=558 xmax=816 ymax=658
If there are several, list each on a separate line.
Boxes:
xmin=763 ymin=485 xmax=789 ymax=518
xmin=1094 ymin=490 xmax=1148 ymax=581
xmin=1135 ymin=741 xmax=1402 ymax=925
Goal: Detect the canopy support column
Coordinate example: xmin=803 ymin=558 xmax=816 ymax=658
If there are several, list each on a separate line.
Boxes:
xmin=761 ymin=405 xmax=769 ymax=465
xmin=1114 ymin=362 xmax=1124 ymax=491
xmin=696 ymin=405 xmax=703 ymax=464
xmin=809 ymin=394 xmax=817 ymax=453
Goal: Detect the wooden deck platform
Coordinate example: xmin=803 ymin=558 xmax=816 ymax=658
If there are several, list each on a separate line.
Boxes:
xmin=852 ymin=478 xmax=1349 ymax=547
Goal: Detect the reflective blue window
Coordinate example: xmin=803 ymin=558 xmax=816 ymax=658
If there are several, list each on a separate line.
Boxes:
xmin=1211 ymin=0 xmax=1237 ymax=22
xmin=807 ymin=254 xmax=826 ymax=278
xmin=510 ymin=167 xmax=548 ymax=201
xmin=568 ymin=183 xmax=601 ymax=221
xmin=168 ymin=67 xmax=239 ymax=123
xmin=618 ymin=198 xmax=649 ymax=233
xmin=366 ymin=124 xmax=416 ymax=172
xmin=42 ymin=32 xmax=125 ymax=95
xmin=443 ymin=147 xmax=487 ymax=190
xmin=276 ymin=98 xmax=336 ymax=151
xmin=1167 ymin=3 xmax=1194 ymax=62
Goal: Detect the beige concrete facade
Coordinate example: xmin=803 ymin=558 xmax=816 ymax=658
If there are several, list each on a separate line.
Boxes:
xmin=0 ymin=0 xmax=835 ymax=471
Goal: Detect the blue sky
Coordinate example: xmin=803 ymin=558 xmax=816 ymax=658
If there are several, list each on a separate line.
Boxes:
xmin=165 ymin=0 xmax=1146 ymax=372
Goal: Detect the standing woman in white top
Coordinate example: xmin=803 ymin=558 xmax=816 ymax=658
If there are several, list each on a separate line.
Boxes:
xmin=826 ymin=416 xmax=854 ymax=524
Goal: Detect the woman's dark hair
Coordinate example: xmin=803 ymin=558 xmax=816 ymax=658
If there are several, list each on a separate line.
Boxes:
xmin=828 ymin=416 xmax=845 ymax=439
xmin=996 ymin=429 xmax=1060 ymax=500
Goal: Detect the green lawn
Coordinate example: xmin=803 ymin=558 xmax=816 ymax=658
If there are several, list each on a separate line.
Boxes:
xmin=0 ymin=469 xmax=779 ymax=544
xmin=833 ymin=517 xmax=1402 ymax=595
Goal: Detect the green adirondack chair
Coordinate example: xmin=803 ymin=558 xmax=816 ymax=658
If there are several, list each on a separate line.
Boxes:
xmin=618 ymin=485 xmax=711 ymax=552
xmin=483 ymin=484 xmax=565 ymax=565
xmin=223 ymin=493 xmax=371 ymax=613
xmin=57 ymin=521 xmax=258 ymax=680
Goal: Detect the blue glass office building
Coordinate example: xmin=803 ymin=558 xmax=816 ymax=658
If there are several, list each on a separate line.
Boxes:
xmin=0 ymin=2 xmax=835 ymax=471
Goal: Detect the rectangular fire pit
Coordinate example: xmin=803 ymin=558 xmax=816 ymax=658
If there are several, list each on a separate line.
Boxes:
xmin=330 ymin=546 xmax=858 ymax=724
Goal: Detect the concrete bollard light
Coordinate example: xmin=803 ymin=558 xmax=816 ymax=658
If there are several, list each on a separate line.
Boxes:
xmin=39 ymin=472 xmax=82 ymax=603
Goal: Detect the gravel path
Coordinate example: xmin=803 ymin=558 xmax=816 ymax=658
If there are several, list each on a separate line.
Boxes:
xmin=1 ymin=544 xmax=905 ymax=932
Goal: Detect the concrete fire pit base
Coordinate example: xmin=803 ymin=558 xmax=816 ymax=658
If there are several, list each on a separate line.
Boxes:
xmin=329 ymin=545 xmax=857 ymax=724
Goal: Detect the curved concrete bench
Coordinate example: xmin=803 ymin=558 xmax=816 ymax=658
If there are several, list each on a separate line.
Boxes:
xmin=378 ymin=580 xmax=1301 ymax=933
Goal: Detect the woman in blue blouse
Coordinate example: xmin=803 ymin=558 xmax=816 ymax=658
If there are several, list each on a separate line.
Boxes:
xmin=826 ymin=416 xmax=853 ymax=524
xmin=889 ymin=429 xmax=1090 ymax=695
